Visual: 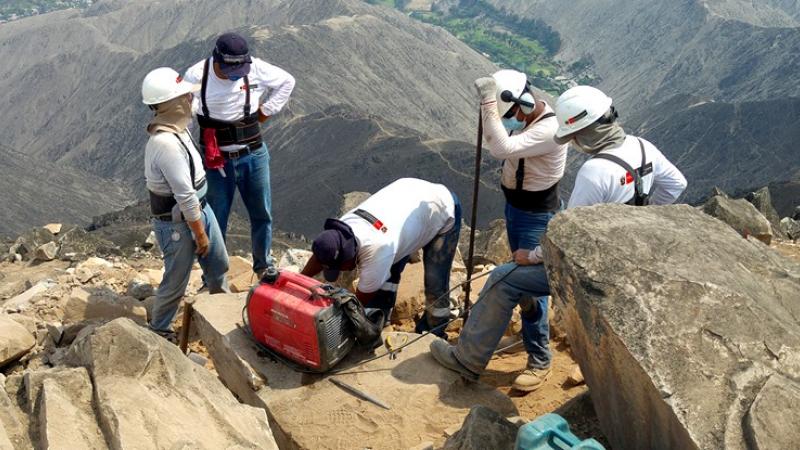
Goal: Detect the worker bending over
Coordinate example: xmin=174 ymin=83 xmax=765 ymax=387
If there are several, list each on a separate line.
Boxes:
xmin=430 ymin=86 xmax=687 ymax=382
xmin=474 ymin=70 xmax=568 ymax=391
xmin=302 ymin=178 xmax=461 ymax=337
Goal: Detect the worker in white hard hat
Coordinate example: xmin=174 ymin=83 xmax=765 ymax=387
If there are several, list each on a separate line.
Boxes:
xmin=142 ymin=67 xmax=230 ymax=342
xmin=430 ymin=86 xmax=687 ymax=386
xmin=471 ymin=70 xmax=568 ymax=391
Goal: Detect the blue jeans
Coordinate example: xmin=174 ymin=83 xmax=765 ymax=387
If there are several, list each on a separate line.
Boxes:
xmin=453 ymin=263 xmax=550 ymax=374
xmin=505 ymin=203 xmax=556 ymax=369
xmin=206 ymin=143 xmax=272 ymax=273
xmin=150 ymin=204 xmax=229 ymax=332
xmin=371 ymin=194 xmax=462 ymax=337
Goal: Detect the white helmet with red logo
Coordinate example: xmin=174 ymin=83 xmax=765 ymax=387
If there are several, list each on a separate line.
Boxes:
xmin=141 ymin=67 xmax=199 ymax=105
xmin=554 ymin=86 xmax=613 ymax=139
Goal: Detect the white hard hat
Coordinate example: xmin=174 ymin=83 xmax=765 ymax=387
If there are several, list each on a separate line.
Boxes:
xmin=492 ymin=69 xmax=532 ymax=117
xmin=141 ymin=67 xmax=199 ymax=105
xmin=554 ymin=86 xmax=613 ymax=139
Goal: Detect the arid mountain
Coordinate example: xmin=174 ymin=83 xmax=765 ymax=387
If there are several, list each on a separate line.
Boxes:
xmin=484 ymin=0 xmax=800 ymax=203
xmin=0 ymin=0 xmax=505 ymax=235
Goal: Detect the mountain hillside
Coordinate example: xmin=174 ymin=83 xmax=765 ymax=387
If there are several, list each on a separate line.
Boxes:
xmin=0 ymin=0 xmax=505 ymax=234
xmin=484 ymin=0 xmax=800 ymax=202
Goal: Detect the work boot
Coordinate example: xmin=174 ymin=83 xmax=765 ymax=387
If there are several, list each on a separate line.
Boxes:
xmin=429 ymin=339 xmax=480 ymax=382
xmin=414 ymin=312 xmax=448 ymax=338
xmin=512 ymin=367 xmax=552 ymax=392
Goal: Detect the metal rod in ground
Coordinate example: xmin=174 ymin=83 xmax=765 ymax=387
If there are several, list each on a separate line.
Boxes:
xmin=179 ymin=297 xmax=196 ymax=354
xmin=464 ymin=109 xmax=483 ymax=322
xmin=330 ymin=378 xmax=391 ymax=410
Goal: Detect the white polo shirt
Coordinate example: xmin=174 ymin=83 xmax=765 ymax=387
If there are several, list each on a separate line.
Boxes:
xmin=340 ymin=178 xmax=456 ymax=293
xmin=568 ymin=135 xmax=688 ymax=207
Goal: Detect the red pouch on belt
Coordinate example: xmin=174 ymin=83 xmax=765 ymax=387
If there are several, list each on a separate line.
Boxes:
xmin=203 ymin=128 xmax=225 ymax=170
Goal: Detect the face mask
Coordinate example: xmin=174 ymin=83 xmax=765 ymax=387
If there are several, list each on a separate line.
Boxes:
xmin=502 ymin=117 xmax=526 ymax=132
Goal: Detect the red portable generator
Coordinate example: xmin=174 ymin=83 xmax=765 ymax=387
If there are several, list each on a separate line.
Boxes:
xmin=245 ymin=269 xmax=355 ymax=372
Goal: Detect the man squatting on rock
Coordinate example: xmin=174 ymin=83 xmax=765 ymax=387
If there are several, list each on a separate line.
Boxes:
xmin=141 ymin=68 xmax=230 ymax=340
xmin=302 ymin=178 xmax=461 ymax=336
xmin=184 ymin=32 xmax=295 ymax=278
xmin=430 ymin=85 xmax=688 ymax=382
xmin=474 ymin=70 xmax=568 ymax=391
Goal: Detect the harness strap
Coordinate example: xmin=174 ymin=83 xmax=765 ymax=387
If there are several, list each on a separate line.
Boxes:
xmin=514 ymin=112 xmax=556 ymax=191
xmin=201 ymin=58 xmax=210 ymax=118
xmin=354 ymin=209 xmax=387 ymax=233
xmin=172 ymin=133 xmax=198 ymax=190
xmin=591 ymin=138 xmax=652 ymax=206
xmin=201 ymin=58 xmax=251 ymax=118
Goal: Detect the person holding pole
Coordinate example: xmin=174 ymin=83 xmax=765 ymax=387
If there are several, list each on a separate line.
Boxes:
xmin=430 ymin=85 xmax=686 ymax=385
xmin=470 ymin=70 xmax=568 ymax=392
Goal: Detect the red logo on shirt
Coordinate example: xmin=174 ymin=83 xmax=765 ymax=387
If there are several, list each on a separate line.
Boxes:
xmin=620 ymin=172 xmax=634 ymax=186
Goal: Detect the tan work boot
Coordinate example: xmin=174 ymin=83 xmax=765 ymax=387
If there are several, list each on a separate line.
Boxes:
xmin=512 ymin=367 xmax=552 ymax=392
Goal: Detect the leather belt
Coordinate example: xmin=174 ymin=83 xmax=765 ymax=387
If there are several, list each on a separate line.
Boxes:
xmin=223 ymin=141 xmax=262 ymax=159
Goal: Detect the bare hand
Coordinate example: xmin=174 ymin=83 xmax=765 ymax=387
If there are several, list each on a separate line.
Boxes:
xmin=195 ymin=231 xmax=210 ymax=257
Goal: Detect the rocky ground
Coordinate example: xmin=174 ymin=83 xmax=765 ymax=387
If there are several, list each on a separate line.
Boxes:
xmin=1 ymin=185 xmax=798 ymax=449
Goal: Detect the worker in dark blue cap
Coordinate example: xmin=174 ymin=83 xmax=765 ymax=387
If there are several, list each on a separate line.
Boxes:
xmin=184 ymin=32 xmax=296 ymax=279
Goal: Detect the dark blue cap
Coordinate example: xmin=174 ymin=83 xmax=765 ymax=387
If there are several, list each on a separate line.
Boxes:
xmin=311 ymin=219 xmax=358 ymax=282
xmin=213 ymin=32 xmax=252 ymax=78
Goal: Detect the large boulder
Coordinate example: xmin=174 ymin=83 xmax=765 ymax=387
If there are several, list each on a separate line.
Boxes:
xmin=781 ymin=217 xmax=800 ymax=241
xmin=0 ymin=315 xmax=36 ymax=367
xmin=702 ymin=195 xmax=772 ymax=244
xmin=745 ymin=187 xmax=784 ymax=237
xmin=65 ymin=318 xmax=277 ymax=450
xmin=13 ymin=228 xmax=55 ymax=261
xmin=543 ymin=204 xmax=800 ymax=450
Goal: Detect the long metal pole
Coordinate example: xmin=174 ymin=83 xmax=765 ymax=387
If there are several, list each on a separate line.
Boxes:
xmin=463 ymin=110 xmax=483 ymax=322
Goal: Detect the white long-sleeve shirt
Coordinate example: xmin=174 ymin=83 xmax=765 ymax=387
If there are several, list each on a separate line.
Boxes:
xmin=567 ymin=135 xmax=687 ymax=208
xmin=145 ymin=131 xmax=206 ymax=222
xmin=184 ymin=57 xmax=295 ymax=121
xmin=482 ymin=101 xmax=568 ymax=192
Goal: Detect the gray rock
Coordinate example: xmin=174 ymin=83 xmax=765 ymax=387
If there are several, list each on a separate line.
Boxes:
xmin=711 ymin=186 xmax=728 ymax=198
xmin=473 ymin=219 xmax=511 ymax=266
xmin=443 ymin=406 xmax=520 ymax=450
xmin=125 ymin=279 xmax=154 ymax=301
xmin=35 ymin=367 xmax=106 ymax=450
xmin=744 ymin=375 xmax=800 ymax=450
xmin=65 ymin=318 xmax=277 ymax=449
xmin=276 ymin=248 xmax=312 ymax=270
xmin=702 ymin=194 xmax=772 ymax=244
xmin=33 ymin=242 xmax=58 ymax=262
xmin=14 ymin=228 xmax=55 ymax=261
xmin=0 ymin=315 xmax=35 ymax=367
xmin=543 ymin=204 xmax=800 ymax=450
xmin=339 ymin=191 xmax=371 ymax=216
xmin=781 ymin=217 xmax=800 ymax=241
xmin=61 ymin=287 xmax=146 ymax=325
xmin=745 ymin=187 xmax=783 ymax=236
xmin=57 ymin=227 xmax=120 ymax=261
xmin=142 ymin=231 xmax=156 ymax=250
xmin=794 ymin=206 xmax=800 ymax=221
